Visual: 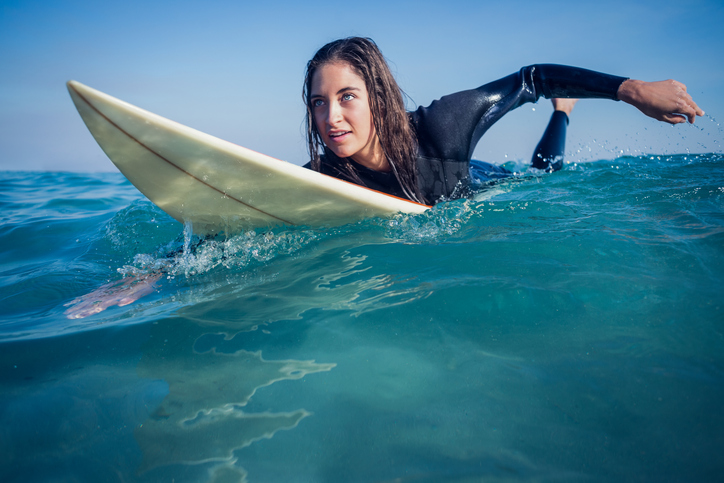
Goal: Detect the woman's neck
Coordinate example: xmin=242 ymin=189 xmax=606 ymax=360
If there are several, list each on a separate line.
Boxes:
xmin=350 ymin=137 xmax=390 ymax=172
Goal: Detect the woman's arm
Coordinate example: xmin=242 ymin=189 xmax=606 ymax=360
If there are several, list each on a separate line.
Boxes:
xmin=414 ymin=65 xmax=703 ymax=162
xmin=616 ymin=79 xmax=704 ymax=124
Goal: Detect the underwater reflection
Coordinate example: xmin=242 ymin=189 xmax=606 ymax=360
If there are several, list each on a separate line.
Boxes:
xmin=135 ymin=317 xmax=334 ymax=480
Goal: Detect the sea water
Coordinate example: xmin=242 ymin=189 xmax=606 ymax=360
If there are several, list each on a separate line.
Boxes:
xmin=1 ymin=154 xmax=722 ymax=482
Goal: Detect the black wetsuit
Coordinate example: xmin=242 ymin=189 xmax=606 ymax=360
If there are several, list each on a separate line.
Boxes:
xmin=305 ymin=64 xmax=627 ymax=205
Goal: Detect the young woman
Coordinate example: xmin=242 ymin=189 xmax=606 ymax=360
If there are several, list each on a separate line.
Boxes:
xmin=303 ymin=37 xmax=703 ymax=205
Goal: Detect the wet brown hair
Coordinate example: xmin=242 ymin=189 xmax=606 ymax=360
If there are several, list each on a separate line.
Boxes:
xmin=303 ymin=37 xmax=423 ymax=203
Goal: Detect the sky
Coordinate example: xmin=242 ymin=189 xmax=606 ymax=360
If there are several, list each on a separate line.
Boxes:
xmin=1 ymin=0 xmax=723 ymax=172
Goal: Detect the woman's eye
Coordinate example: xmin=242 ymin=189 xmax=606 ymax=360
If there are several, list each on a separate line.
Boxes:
xmin=312 ymin=99 xmax=324 ymax=108
xmin=342 ymin=93 xmax=355 ymax=101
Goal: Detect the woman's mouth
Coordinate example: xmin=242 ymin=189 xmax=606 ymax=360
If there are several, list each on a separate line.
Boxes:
xmin=328 ymin=131 xmax=351 ymax=141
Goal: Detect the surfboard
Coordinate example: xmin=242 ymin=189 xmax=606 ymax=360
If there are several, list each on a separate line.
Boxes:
xmin=67 ymin=81 xmax=430 ymax=235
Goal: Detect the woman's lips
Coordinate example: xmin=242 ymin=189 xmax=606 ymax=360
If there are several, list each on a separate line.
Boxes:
xmin=328 ymin=130 xmax=351 ymax=142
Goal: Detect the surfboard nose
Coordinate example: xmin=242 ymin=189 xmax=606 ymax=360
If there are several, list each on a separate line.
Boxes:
xmin=66 ymin=80 xmax=89 ymax=116
xmin=67 ymin=80 xmax=83 ymax=94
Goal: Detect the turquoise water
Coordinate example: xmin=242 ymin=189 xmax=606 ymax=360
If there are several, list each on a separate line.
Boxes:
xmin=1 ymin=155 xmax=723 ymax=482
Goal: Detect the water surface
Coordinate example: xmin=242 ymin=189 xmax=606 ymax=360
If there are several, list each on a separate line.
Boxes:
xmin=1 ymin=155 xmax=723 ymax=482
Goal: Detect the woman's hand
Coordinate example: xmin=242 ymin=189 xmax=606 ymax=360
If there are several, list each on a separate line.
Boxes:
xmin=617 ymin=79 xmax=704 ymax=124
xmin=64 ymin=272 xmax=162 ymax=319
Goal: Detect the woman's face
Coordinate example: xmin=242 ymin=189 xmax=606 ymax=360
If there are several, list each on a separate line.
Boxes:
xmin=310 ymin=62 xmax=385 ymax=170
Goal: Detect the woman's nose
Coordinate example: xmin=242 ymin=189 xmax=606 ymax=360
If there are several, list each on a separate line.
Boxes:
xmin=327 ymin=101 xmax=342 ymax=124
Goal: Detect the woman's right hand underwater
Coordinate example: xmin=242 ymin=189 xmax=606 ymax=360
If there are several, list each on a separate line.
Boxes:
xmin=64 ymin=272 xmax=162 ymax=319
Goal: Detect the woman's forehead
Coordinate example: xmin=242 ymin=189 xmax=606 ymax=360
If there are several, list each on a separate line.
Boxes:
xmin=311 ymin=62 xmax=366 ymax=93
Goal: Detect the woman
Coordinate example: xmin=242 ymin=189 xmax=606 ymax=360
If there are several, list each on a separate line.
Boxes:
xmin=302 ymin=37 xmax=703 ymax=205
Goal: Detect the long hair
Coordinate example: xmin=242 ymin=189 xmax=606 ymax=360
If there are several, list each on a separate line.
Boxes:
xmin=303 ymin=37 xmax=423 ymax=203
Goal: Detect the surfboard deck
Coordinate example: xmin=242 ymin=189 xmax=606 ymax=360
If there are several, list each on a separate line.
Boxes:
xmin=67 ymin=81 xmax=430 ymax=235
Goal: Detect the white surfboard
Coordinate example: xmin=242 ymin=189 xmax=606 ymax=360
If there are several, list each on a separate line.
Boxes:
xmin=67 ymin=81 xmax=430 ymax=235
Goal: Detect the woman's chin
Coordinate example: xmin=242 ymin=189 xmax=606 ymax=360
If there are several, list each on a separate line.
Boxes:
xmin=327 ymin=147 xmax=354 ymax=159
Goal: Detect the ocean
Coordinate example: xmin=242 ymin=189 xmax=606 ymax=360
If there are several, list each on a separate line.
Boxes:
xmin=1 ymin=154 xmax=723 ymax=482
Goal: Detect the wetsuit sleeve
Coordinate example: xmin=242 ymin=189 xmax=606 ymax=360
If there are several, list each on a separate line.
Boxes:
xmin=411 ymin=64 xmax=627 ymax=162
xmin=531 ymin=110 xmax=569 ymax=172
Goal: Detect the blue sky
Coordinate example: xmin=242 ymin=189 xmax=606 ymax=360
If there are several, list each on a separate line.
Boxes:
xmin=1 ymin=0 xmax=723 ymax=172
